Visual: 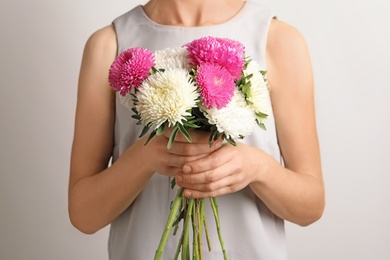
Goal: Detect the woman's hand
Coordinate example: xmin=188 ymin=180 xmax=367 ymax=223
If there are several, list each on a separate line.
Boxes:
xmin=139 ymin=128 xmax=223 ymax=177
xmin=174 ymin=142 xmax=266 ymax=198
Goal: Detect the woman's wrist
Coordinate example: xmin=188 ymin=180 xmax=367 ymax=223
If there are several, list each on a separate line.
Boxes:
xmin=120 ymin=137 xmax=157 ymax=176
xmin=247 ymin=147 xmax=277 ymax=187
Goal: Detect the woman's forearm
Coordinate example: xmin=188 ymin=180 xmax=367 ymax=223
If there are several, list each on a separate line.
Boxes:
xmin=249 ymin=152 xmax=325 ymax=226
xmin=68 ymin=141 xmax=154 ymax=234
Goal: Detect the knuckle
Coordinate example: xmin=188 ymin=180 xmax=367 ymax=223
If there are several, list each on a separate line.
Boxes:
xmin=210 ymin=190 xmax=219 ymax=198
xmin=205 ymin=171 xmax=218 ymax=182
xmin=188 ymin=175 xmax=196 ymax=184
xmin=183 ymin=156 xmax=192 ymax=164
xmin=210 ymin=155 xmax=219 ymax=167
xmin=205 ymin=172 xmax=214 ymax=182
xmin=181 ymin=144 xmax=194 ymax=155
xmin=206 ymin=182 xmax=215 ymax=192
xmin=236 ymin=172 xmax=245 ymax=182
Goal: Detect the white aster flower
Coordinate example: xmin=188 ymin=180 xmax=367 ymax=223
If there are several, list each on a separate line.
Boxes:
xmin=154 ymin=47 xmax=192 ymax=70
xmin=202 ymin=88 xmax=257 ymax=139
xmin=136 ymin=68 xmax=199 ymax=129
xmin=243 ymin=60 xmax=272 ymax=123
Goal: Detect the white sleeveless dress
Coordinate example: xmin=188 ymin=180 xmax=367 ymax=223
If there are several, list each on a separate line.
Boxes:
xmin=109 ymin=1 xmax=286 ymax=259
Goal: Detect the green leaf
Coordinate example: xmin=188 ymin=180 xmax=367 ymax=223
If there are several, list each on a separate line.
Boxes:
xmin=246 ymin=99 xmax=254 ymax=106
xmin=139 ymin=125 xmax=151 ymax=138
xmin=183 ymin=121 xmax=200 ymax=129
xmin=246 ymin=73 xmax=254 ymax=80
xmin=156 ymin=124 xmax=165 ymax=136
xmin=208 ymin=132 xmax=214 ymax=147
xmin=236 ymin=78 xmax=243 ymax=86
xmin=178 ymin=124 xmax=192 ymax=143
xmin=226 ymin=137 xmax=236 ymax=146
xmin=171 ymin=178 xmax=176 ymax=189
xmin=172 ymin=210 xmax=184 ymax=228
xmin=144 ymin=130 xmax=157 ymax=146
xmin=131 ymin=114 xmax=141 ymax=120
xmin=167 ymin=126 xmax=180 ymax=149
xmin=242 ymin=82 xmax=251 ymax=94
xmin=213 ymin=129 xmax=221 ymax=141
xmin=257 ymin=121 xmax=267 ymax=131
xmin=183 ymin=114 xmax=195 ymax=120
xmin=256 ymin=111 xmax=269 ymax=118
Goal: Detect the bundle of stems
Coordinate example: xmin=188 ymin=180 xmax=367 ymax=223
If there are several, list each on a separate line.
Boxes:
xmin=154 ymin=186 xmax=228 ymax=260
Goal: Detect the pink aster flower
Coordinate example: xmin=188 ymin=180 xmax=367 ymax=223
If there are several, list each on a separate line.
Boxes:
xmin=108 ymin=47 xmax=155 ymax=96
xmin=195 ymin=63 xmax=235 ymax=109
xmin=185 ymin=36 xmax=245 ymax=80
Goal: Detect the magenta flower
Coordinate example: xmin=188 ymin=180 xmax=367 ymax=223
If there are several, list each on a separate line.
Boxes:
xmin=185 ymin=36 xmax=245 ymax=80
xmin=195 ymin=63 xmax=235 ymax=109
xmin=108 ymin=48 xmax=155 ymax=96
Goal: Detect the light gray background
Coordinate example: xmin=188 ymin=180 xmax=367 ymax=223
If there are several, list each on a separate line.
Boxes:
xmin=1 ymin=0 xmax=389 ymax=259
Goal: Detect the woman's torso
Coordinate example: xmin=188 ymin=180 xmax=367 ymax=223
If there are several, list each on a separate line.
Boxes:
xmin=109 ymin=1 xmax=286 ymax=259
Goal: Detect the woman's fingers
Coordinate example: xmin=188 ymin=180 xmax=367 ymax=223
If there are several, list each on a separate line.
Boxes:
xmin=180 ymin=144 xmax=234 ymax=173
xmin=179 ymin=174 xmax=246 ymax=198
xmin=163 ymin=127 xmax=220 ymax=144
xmin=174 ymin=143 xmax=255 ymax=198
xmin=168 ymin=140 xmax=222 ymax=156
xmin=142 ymin=130 xmax=223 ymax=176
xmin=176 ymin=157 xmax=240 ymax=189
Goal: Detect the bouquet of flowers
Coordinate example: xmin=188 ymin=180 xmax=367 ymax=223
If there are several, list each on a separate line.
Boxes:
xmin=108 ymin=36 xmax=271 ymax=260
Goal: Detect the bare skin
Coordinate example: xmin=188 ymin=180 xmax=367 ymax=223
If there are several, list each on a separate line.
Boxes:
xmin=68 ymin=0 xmax=325 ymax=234
xmin=143 ymin=0 xmax=245 ymax=27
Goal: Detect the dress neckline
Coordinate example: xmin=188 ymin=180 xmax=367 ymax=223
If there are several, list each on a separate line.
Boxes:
xmin=138 ymin=1 xmax=248 ymax=30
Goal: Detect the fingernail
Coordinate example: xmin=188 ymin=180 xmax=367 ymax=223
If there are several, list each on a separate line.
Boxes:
xmin=184 ymin=190 xmax=192 ymax=197
xmin=183 ymin=165 xmax=191 ymax=173
xmin=175 ymin=175 xmax=182 ymax=182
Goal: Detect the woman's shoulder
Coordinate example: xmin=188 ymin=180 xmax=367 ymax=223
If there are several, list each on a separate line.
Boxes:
xmin=84 ymin=25 xmax=117 ymax=57
xmin=266 ymin=19 xmax=310 ymax=72
xmin=268 ymin=19 xmax=308 ymax=52
xmin=265 ymin=19 xmax=313 ymax=90
xmin=78 ymin=25 xmax=117 ymax=99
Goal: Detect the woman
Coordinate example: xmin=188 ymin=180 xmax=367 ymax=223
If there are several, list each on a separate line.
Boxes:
xmin=68 ymin=0 xmax=325 ymax=259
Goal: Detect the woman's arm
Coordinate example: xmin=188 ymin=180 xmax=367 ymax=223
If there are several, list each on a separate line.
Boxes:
xmin=256 ymin=19 xmax=324 ymax=225
xmin=68 ymin=26 xmax=222 ymax=234
xmin=68 ymin=25 xmax=153 ymax=234
xmin=258 ymin=19 xmax=325 ymax=225
xmin=174 ymin=19 xmax=325 ymax=226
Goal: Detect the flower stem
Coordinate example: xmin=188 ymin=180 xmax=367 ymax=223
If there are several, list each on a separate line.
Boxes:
xmin=203 ymin=206 xmax=212 ymax=252
xmin=198 ymin=199 xmax=203 ymax=260
xmin=154 ymin=187 xmax=184 ymax=260
xmin=210 ymin=197 xmax=228 ymax=260
xmin=192 ymin=201 xmax=199 ymax=260
xmin=174 ymin=228 xmax=184 ymax=260
xmin=182 ymin=198 xmax=195 ymax=260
